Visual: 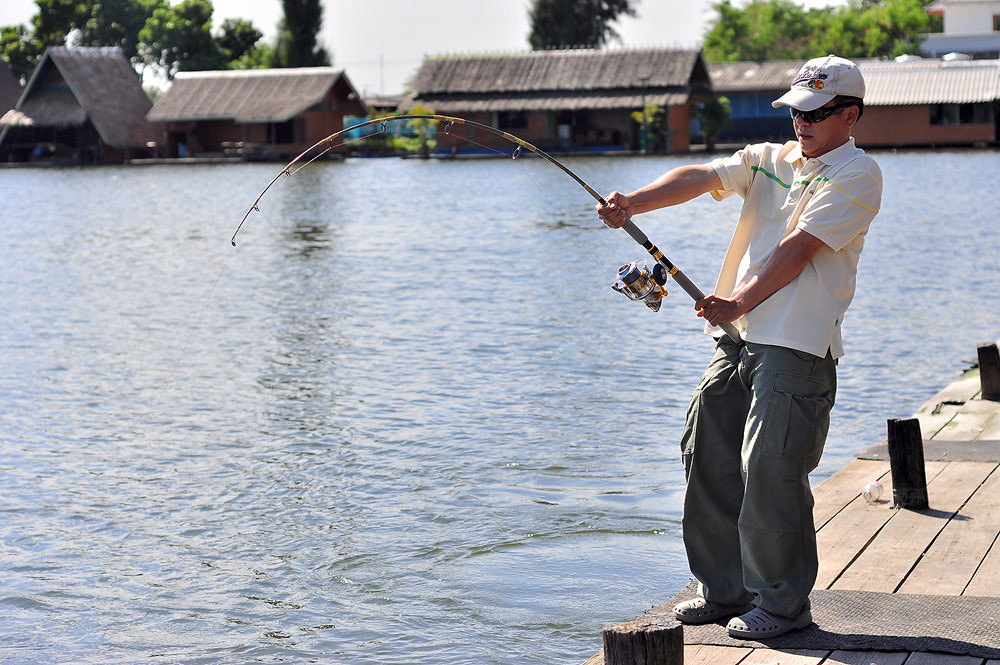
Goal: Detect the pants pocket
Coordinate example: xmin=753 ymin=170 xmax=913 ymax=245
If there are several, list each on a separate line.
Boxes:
xmin=761 ymin=372 xmax=832 ymax=468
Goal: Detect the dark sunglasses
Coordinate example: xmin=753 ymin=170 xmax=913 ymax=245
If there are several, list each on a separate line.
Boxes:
xmin=789 ymin=101 xmax=856 ymax=123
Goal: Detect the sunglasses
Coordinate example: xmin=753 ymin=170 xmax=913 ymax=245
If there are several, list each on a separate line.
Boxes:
xmin=789 ymin=102 xmax=856 ymax=123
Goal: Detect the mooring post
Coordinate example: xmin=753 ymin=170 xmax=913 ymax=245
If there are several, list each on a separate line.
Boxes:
xmin=602 ymin=619 xmax=683 ymax=665
xmin=977 ymin=342 xmax=1000 ymax=401
xmin=886 ymin=417 xmax=929 ymax=510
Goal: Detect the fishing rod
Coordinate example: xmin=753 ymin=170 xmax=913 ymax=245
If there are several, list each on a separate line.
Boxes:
xmin=232 ymin=114 xmax=742 ymax=344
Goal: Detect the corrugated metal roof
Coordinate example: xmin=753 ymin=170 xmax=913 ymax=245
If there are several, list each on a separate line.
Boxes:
xmin=708 ymin=60 xmax=801 ymax=92
xmin=0 ymin=47 xmax=152 ymax=149
xmin=709 ymin=58 xmax=1000 ymax=106
xmin=147 ymin=67 xmax=368 ymax=123
xmin=411 ymin=48 xmax=704 ymax=95
xmin=862 ymin=59 xmax=1000 ymax=104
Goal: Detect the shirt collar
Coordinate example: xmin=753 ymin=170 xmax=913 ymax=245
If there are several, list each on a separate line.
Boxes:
xmin=784 ymin=136 xmax=859 ymax=168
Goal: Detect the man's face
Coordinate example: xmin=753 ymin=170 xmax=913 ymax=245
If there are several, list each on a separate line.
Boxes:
xmin=791 ymin=100 xmax=857 ymax=158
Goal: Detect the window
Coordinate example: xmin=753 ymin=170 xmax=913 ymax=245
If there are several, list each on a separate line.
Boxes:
xmin=497 ymin=111 xmax=528 ymax=130
xmin=930 ymin=103 xmax=993 ymax=125
xmin=993 ymin=14 xmax=1000 ymax=31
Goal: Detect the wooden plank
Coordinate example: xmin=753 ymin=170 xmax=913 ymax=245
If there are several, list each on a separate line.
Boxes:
xmin=934 ymin=399 xmax=999 ymax=441
xmin=820 ymin=651 xmax=908 ymax=665
xmin=831 ymin=461 xmax=997 ymax=593
xmin=815 ymin=463 xmax=951 ymax=590
xmin=736 ymin=648 xmax=829 ymax=665
xmin=902 ymin=653 xmax=986 ymax=665
xmin=965 ymin=529 xmax=1000 ymax=597
xmin=899 ymin=464 xmax=1000 ymax=595
xmin=812 ymin=459 xmax=892 ymax=529
xmin=916 ymin=370 xmax=983 ymax=438
xmin=683 ymin=644 xmax=751 ymax=665
xmin=581 ymin=650 xmax=603 ymax=665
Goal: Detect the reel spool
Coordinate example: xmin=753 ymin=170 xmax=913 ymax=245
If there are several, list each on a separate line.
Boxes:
xmin=611 ymin=260 xmax=669 ymax=312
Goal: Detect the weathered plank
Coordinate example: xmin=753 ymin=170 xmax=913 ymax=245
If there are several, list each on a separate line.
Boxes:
xmin=965 ymin=528 xmax=1000 ymax=597
xmin=934 ymin=399 xmax=999 ymax=441
xmin=820 ymin=650 xmax=908 ymax=664
xmin=915 ymin=370 xmax=983 ymax=438
xmin=735 ymin=648 xmax=829 ymax=665
xmin=683 ymin=644 xmax=751 ymax=665
xmin=831 ymin=461 xmax=996 ymax=593
xmin=581 ymin=650 xmax=603 ymax=665
xmin=812 ymin=459 xmax=891 ymax=529
xmin=899 ymin=464 xmax=1000 ymax=595
xmin=902 ymin=653 xmax=987 ymax=665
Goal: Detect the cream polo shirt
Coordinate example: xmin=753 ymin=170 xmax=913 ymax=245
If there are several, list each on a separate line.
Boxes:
xmin=708 ymin=137 xmax=882 ymax=358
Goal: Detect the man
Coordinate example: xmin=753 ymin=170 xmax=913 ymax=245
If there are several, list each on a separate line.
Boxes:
xmin=596 ymin=55 xmax=882 ymax=639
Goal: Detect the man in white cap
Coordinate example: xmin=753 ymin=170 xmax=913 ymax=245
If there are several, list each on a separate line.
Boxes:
xmin=596 ymin=55 xmax=882 ymax=638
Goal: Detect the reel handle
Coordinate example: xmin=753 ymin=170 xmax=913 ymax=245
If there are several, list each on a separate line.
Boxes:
xmin=620 ymin=218 xmax=742 ymax=344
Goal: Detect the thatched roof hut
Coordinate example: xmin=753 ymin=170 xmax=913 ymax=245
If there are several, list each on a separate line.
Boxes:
xmin=145 ymin=67 xmax=368 ymax=159
xmin=406 ymin=47 xmax=711 ymax=153
xmin=147 ymin=67 xmax=367 ymax=123
xmin=407 ymin=47 xmax=710 ymax=113
xmin=0 ymin=46 xmax=155 ymax=162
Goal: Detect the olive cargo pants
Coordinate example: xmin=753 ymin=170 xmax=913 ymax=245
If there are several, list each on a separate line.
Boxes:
xmin=680 ymin=338 xmax=837 ymax=619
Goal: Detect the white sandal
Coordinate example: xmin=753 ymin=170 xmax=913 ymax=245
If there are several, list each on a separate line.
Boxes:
xmin=674 ymin=597 xmax=753 ymax=625
xmin=726 ymin=606 xmax=812 ymax=639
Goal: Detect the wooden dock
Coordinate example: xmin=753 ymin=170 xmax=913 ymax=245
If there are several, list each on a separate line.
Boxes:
xmin=583 ymin=341 xmax=1000 ymax=665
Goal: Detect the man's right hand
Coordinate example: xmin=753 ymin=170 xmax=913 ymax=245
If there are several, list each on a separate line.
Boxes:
xmin=596 ymin=191 xmax=632 ymax=229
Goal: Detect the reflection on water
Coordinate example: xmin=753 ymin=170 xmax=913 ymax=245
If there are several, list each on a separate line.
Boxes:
xmin=1 ymin=150 xmax=998 ymax=664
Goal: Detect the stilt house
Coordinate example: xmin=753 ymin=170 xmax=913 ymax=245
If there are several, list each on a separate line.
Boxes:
xmin=0 ymin=47 xmax=155 ymax=164
xmin=145 ymin=67 xmax=369 ymax=159
xmin=406 ymin=48 xmax=712 ymax=154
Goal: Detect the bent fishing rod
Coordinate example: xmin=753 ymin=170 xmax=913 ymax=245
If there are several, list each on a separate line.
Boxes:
xmin=232 ymin=114 xmax=742 ymax=344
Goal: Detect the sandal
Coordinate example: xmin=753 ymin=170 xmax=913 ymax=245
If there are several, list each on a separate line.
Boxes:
xmin=726 ymin=606 xmax=812 ymax=639
xmin=673 ymin=597 xmax=753 ymax=625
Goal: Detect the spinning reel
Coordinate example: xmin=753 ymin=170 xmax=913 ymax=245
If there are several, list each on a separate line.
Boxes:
xmin=611 ymin=260 xmax=669 ymax=312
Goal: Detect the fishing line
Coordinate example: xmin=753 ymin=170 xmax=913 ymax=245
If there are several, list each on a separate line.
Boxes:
xmin=432 ymin=125 xmax=614 ymax=284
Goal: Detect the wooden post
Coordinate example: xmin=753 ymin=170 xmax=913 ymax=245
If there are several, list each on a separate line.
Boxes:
xmin=602 ymin=619 xmax=683 ymax=665
xmin=978 ymin=342 xmax=1000 ymax=401
xmin=887 ymin=417 xmax=929 ymax=510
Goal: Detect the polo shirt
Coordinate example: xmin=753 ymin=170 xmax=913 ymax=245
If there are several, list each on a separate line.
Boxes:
xmin=708 ymin=137 xmax=882 ymax=358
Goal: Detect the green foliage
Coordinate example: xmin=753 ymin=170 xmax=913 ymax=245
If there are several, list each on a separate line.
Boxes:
xmin=77 ymin=0 xmax=166 ymax=62
xmin=138 ymin=0 xmax=223 ymax=79
xmin=528 ymin=0 xmax=637 ymax=49
xmin=698 ymin=96 xmax=732 ymax=151
xmin=216 ymin=18 xmax=263 ymax=67
xmin=703 ymin=0 xmax=939 ymax=63
xmin=396 ymin=105 xmax=438 ymax=157
xmin=0 ymin=24 xmax=37 ymax=82
xmin=274 ymin=0 xmax=329 ymax=68
xmin=629 ymin=103 xmax=666 ymax=152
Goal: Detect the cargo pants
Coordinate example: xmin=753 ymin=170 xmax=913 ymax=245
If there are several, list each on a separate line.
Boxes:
xmin=680 ymin=337 xmax=837 ymax=619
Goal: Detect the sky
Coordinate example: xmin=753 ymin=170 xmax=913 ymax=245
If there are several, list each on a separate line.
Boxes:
xmin=0 ymin=0 xmax=845 ymax=96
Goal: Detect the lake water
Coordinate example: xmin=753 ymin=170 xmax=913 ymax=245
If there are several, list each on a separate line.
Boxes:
xmin=2 ymin=147 xmax=999 ymax=664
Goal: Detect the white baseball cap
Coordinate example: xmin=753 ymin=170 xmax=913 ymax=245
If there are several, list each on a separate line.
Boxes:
xmin=772 ymin=55 xmax=866 ymax=111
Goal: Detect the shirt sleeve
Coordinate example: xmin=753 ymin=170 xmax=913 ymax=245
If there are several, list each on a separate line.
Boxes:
xmin=796 ymin=161 xmax=883 ymax=252
xmin=709 ymin=144 xmax=756 ymax=201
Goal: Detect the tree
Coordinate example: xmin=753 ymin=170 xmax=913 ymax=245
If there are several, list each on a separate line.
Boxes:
xmin=138 ymin=0 xmax=223 ymax=79
xmin=216 ymin=18 xmax=263 ymax=67
xmin=77 ymin=0 xmax=166 ymax=62
xmin=703 ymin=0 xmax=940 ymax=63
xmin=0 ymin=25 xmax=37 ymax=82
xmin=698 ymin=95 xmax=732 ymax=152
xmin=528 ymin=0 xmax=637 ymax=49
xmin=274 ymin=0 xmax=329 ymax=68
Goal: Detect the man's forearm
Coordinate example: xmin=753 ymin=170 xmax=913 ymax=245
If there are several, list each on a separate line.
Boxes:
xmin=628 ymin=164 xmax=724 ymax=215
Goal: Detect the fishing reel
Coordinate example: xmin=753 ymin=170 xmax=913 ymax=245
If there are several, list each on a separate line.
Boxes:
xmin=611 ymin=260 xmax=669 ymax=312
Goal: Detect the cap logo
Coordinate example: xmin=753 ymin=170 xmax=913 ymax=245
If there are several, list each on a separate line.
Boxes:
xmin=792 ymin=68 xmax=828 ymax=89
